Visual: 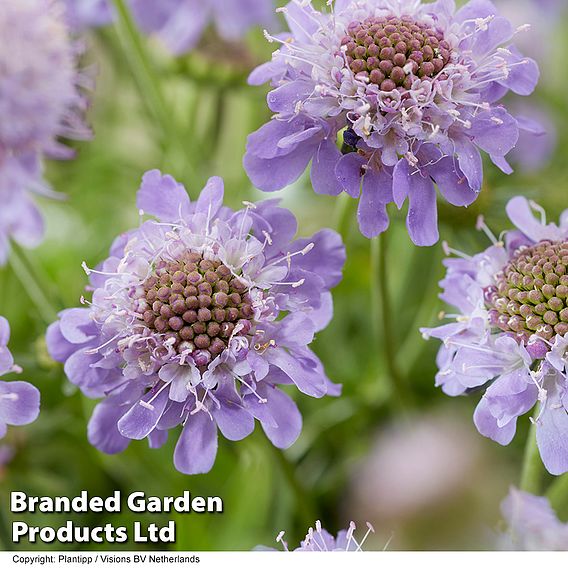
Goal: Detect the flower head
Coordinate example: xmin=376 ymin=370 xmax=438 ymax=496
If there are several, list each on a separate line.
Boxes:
xmin=0 ymin=0 xmax=90 ymax=264
xmin=0 ymin=317 xmax=41 ymax=439
xmin=46 ymin=170 xmax=345 ymax=474
xmin=130 ymin=0 xmax=276 ymax=55
xmin=262 ymin=520 xmax=376 ymax=551
xmin=499 ymin=488 xmax=568 ymax=550
xmin=422 ymin=197 xmax=568 ymax=475
xmin=244 ymin=0 xmax=539 ymax=246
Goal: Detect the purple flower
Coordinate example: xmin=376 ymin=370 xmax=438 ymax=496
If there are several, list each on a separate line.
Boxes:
xmin=0 ymin=0 xmax=91 ymax=264
xmin=500 ymin=488 xmax=568 ymax=550
xmin=507 ymin=103 xmax=556 ymax=173
xmin=496 ymin=0 xmax=564 ymax=78
xmin=62 ymin=0 xmax=114 ymax=31
xmin=530 ymin=0 xmax=565 ymax=14
xmin=129 ymin=0 xmax=276 ymax=55
xmin=422 ymin=197 xmax=568 ymax=475
xmin=262 ymin=520 xmax=376 ymax=551
xmin=0 ymin=445 xmax=15 ymax=470
xmin=0 ymin=317 xmax=41 ymax=438
xmin=46 ymin=170 xmax=345 ymax=474
xmin=244 ymin=0 xmax=539 ymax=246
xmin=62 ymin=0 xmax=276 ymax=54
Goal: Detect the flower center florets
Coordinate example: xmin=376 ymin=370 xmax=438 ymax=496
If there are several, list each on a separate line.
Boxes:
xmin=486 ymin=240 xmax=568 ymax=345
xmin=138 ymin=251 xmax=255 ymax=366
xmin=341 ymin=15 xmax=451 ymax=92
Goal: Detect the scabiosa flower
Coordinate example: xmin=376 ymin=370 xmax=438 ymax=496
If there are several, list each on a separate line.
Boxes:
xmin=263 ymin=521 xmax=376 ymax=551
xmin=0 ymin=317 xmax=41 ymax=439
xmin=422 ymin=197 xmax=568 ymax=475
xmin=244 ymin=0 xmax=539 ymax=246
xmin=0 ymin=0 xmax=91 ymax=264
xmin=46 ymin=170 xmax=345 ymax=474
xmin=129 ymin=0 xmax=276 ymax=55
xmin=500 ymin=488 xmax=568 ymax=550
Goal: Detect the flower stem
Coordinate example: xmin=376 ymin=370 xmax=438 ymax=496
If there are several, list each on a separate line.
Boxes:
xmin=9 ymin=246 xmax=58 ymax=325
xmin=374 ymin=232 xmax=413 ymax=408
xmin=332 ymin=193 xmax=353 ymax=241
xmin=112 ymin=0 xmax=170 ymax=133
xmin=519 ymin=414 xmax=542 ymax=494
xmin=111 ymin=0 xmax=193 ymax=178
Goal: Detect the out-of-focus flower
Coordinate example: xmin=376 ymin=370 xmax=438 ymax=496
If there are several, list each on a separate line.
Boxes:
xmin=422 ymin=197 xmax=568 ymax=475
xmin=496 ymin=0 xmax=564 ymax=80
xmin=507 ymin=103 xmax=556 ymax=173
xmin=0 ymin=317 xmax=41 ymax=439
xmin=46 ymin=170 xmax=345 ymax=474
xmin=500 ymin=488 xmax=568 ymax=550
xmin=533 ymin=0 xmax=565 ymax=12
xmin=62 ymin=0 xmax=113 ymax=31
xmin=0 ymin=444 xmax=15 ymax=481
xmin=0 ymin=446 xmax=15 ymax=468
xmin=349 ymin=412 xmax=483 ymax=522
xmin=64 ymin=0 xmax=276 ymax=54
xmin=0 ymin=0 xmax=91 ymax=264
xmin=262 ymin=520 xmax=376 ymax=551
xmin=130 ymin=0 xmax=276 ymax=55
xmin=492 ymin=2 xmax=558 ymax=173
xmin=244 ymin=0 xmax=539 ymax=246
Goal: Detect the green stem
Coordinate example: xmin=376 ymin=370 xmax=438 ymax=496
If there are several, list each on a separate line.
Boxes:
xmin=332 ymin=193 xmax=353 ymax=241
xmin=370 ymin=237 xmax=381 ymax=342
xmin=9 ymin=247 xmax=58 ymax=325
xmin=519 ymin=413 xmax=543 ymax=494
xmin=112 ymin=0 xmax=171 ymax=134
xmin=111 ymin=0 xmax=193 ymax=178
xmin=375 ymin=232 xmax=413 ymax=408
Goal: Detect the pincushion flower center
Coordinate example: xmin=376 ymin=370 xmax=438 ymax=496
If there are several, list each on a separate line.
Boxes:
xmin=486 ymin=240 xmax=568 ymax=345
xmin=341 ymin=15 xmax=451 ymax=92
xmin=139 ymin=251 xmax=254 ymax=362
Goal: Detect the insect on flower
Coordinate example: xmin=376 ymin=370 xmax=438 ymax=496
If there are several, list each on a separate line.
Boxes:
xmin=244 ymin=0 xmax=539 ymax=245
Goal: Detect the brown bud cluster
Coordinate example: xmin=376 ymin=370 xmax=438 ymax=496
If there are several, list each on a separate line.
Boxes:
xmin=140 ymin=251 xmax=254 ymax=364
xmin=341 ymin=15 xmax=451 ymax=91
xmin=487 ymin=240 xmax=568 ymax=344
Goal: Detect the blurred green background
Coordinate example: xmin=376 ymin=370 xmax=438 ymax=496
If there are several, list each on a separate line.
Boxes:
xmin=1 ymin=0 xmax=568 ymax=551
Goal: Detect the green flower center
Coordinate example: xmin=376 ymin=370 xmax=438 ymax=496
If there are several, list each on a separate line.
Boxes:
xmin=487 ymin=240 xmax=568 ymax=344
